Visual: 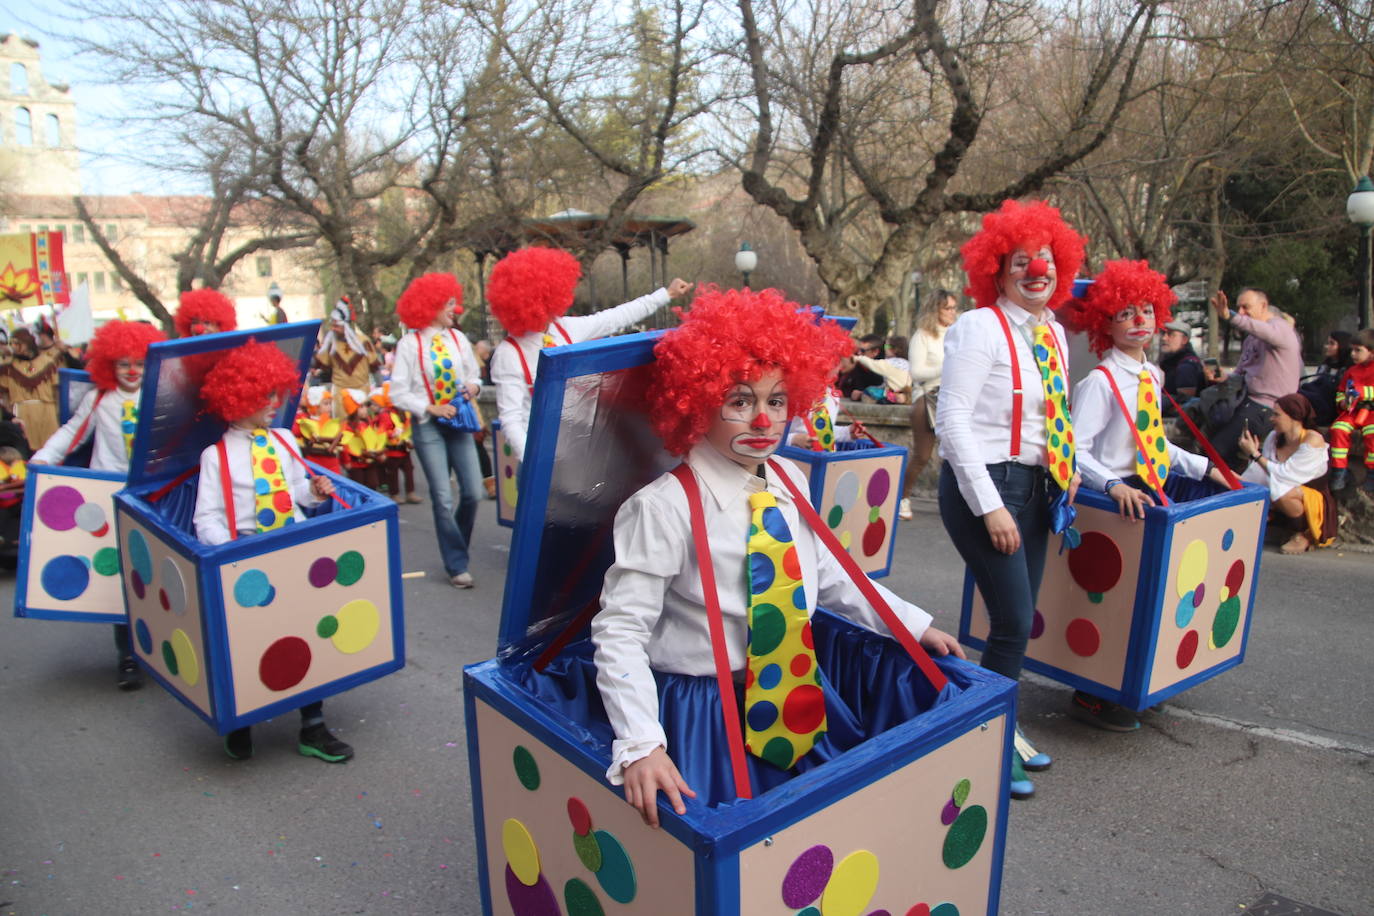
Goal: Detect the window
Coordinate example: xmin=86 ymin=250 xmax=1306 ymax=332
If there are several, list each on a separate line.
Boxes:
xmin=94 ymin=273 xmax=106 ymax=292
xmin=256 ymin=256 xmax=273 ymax=277
xmin=72 ymin=223 xmax=84 ymax=243
xmin=36 ymin=224 xmax=47 ymax=233
xmin=111 ymin=272 xmax=123 ymax=291
xmin=19 ymin=224 xmax=31 ymax=233
xmin=10 ymin=63 xmax=28 ymax=96
xmin=75 ymin=272 xmax=88 ymax=288
xmin=44 ymin=113 xmax=60 ymax=147
xmin=13 ymin=106 xmax=31 ymax=145
xmin=105 ymin=224 xmax=118 ymax=241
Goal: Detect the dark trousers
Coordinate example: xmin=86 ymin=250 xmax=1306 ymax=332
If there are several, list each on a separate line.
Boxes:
xmin=938 ymin=461 xmax=1050 ymax=681
xmin=384 ymin=453 xmax=415 ymax=496
xmin=1211 ymin=398 xmax=1274 ymax=473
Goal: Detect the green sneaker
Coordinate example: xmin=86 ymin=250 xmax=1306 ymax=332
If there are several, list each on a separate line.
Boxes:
xmin=298 ymin=723 xmax=353 ymax=763
xmin=224 ymin=727 xmax=253 ymax=760
xmin=1009 ymin=746 xmax=1034 ymax=800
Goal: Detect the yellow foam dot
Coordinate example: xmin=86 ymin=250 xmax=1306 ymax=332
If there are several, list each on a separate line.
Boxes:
xmin=1175 ymin=539 xmax=1208 ymax=597
xmin=502 ymin=475 xmax=519 ymax=508
xmin=820 ymin=849 xmax=879 ymax=916
xmin=501 ymin=817 xmax=540 ymax=887
xmin=331 ymin=599 xmax=380 ymax=654
xmin=1207 ymin=632 xmax=1217 ymax=651
xmin=839 ymin=530 xmax=853 ymax=550
xmin=170 ymin=628 xmax=200 ymax=688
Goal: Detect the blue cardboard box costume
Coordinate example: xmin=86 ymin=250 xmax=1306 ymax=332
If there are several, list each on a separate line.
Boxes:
xmin=112 ymin=322 xmax=405 ymax=734
xmin=465 ymin=333 xmax=1015 ymax=916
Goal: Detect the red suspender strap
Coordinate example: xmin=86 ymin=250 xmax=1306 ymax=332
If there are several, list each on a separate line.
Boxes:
xmin=146 ymin=467 xmax=198 ymax=504
xmin=988 ymin=307 xmax=1023 ymax=458
xmin=63 ymin=390 xmax=107 ymax=459
xmin=271 ymin=430 xmax=353 ymax=509
xmin=768 ymin=458 xmax=950 ymax=692
xmin=506 ymin=337 xmax=535 ymax=393
xmin=416 ymin=333 xmax=438 ymax=405
xmin=216 ymin=439 xmax=237 ymax=541
xmin=552 ymin=320 xmax=573 ymax=345
xmin=670 ymin=463 xmax=754 ymax=801
xmin=1161 ymin=388 xmax=1243 ymax=490
xmin=1093 ymin=366 xmax=1170 ymax=506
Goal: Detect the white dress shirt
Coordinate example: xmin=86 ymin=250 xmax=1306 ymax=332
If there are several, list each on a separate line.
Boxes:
xmin=193 ymin=427 xmax=323 ymax=545
xmin=590 ymin=443 xmax=935 ymax=783
xmin=907 ymin=325 xmax=948 ymax=398
xmin=490 ymin=288 xmax=669 ymax=461
xmin=389 ymin=327 xmax=483 ymax=426
xmin=1072 ymin=348 xmax=1211 ymax=492
xmin=32 ymin=387 xmax=137 ymax=472
xmin=936 ymin=299 xmax=1069 ymax=516
xmin=1240 ymin=431 xmax=1329 ymax=502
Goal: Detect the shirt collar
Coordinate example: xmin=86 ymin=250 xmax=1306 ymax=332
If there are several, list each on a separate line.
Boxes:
xmin=1107 ymin=347 xmax=1147 ymax=374
xmin=686 ymin=441 xmax=792 ymax=512
xmin=996 ymin=296 xmax=1049 ymax=328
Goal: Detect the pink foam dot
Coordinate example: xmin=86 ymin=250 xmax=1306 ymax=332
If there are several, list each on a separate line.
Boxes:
xmin=37 ymin=485 xmax=83 ymax=531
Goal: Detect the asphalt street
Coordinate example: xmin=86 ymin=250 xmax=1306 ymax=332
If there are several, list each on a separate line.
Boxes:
xmin=1 ymin=479 xmax=1370 ymax=916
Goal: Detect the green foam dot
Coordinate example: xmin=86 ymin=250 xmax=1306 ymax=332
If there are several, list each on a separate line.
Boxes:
xmin=573 ymin=830 xmax=602 ymax=871
xmin=1212 ymin=595 xmax=1242 ymax=648
xmin=161 ymin=640 xmax=179 ymax=676
xmin=827 ymin=505 xmax=844 ymax=528
xmin=335 ymin=550 xmax=365 ymax=586
xmin=952 ymin=777 xmax=971 ymax=807
xmin=931 ymin=904 xmax=961 ymax=916
xmin=868 ymin=505 xmax=881 ymax=523
xmin=942 ymin=804 xmax=988 ymax=869
xmin=564 ymin=878 xmax=605 ymax=916
xmin=1088 ymin=592 xmax=1104 ymax=604
xmin=513 ymin=745 xmax=540 ymax=790
xmin=93 ymin=547 xmax=121 ymax=576
xmin=316 ymin=616 xmax=339 ymax=638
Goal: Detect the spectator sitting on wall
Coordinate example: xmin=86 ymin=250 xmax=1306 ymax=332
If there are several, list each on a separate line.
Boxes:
xmin=1298 ymin=330 xmax=1353 ymax=427
xmin=836 ymin=334 xmax=884 ymax=400
xmin=1159 ymin=319 xmax=1206 ymax=413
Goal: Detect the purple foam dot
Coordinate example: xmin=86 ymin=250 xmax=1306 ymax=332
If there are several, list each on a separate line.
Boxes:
xmin=781 ymin=844 xmax=833 ymax=908
xmin=37 ymin=485 xmax=84 ymax=531
xmin=1030 ymin=609 xmax=1045 ymax=639
xmin=1192 ymin=582 xmax=1205 ymax=608
xmin=504 ymin=865 xmax=560 ymax=916
xmin=941 ymin=798 xmax=960 ymax=825
xmin=308 ymin=556 xmax=337 ymax=588
xmin=131 ymin=569 xmax=146 ymax=600
xmin=865 ymin=468 xmax=891 ymax=506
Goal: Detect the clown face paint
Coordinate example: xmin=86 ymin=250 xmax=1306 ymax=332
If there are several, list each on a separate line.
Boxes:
xmin=115 ymin=358 xmax=146 ymax=393
xmin=189 ymin=318 xmax=222 ymax=335
xmin=705 ymin=369 xmax=789 ymax=469
xmin=998 ymin=246 xmax=1056 ymax=313
xmin=237 ymin=393 xmax=285 ymax=430
xmin=1109 ymin=303 xmax=1156 ymax=358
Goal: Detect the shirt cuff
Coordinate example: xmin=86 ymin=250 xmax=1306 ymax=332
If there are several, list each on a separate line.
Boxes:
xmin=606 ymin=734 xmax=667 ymax=785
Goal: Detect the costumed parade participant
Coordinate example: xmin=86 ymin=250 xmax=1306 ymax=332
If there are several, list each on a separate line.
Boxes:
xmin=590 ymin=286 xmax=964 ymax=827
xmin=389 ymin=273 xmax=485 ymax=588
xmin=192 ymin=340 xmax=352 ymax=763
xmin=1 ymin=327 xmax=63 ymax=451
xmin=29 ymin=320 xmax=167 ymax=688
xmin=936 ymin=199 xmax=1086 ymax=799
xmin=1059 ymin=260 xmax=1225 ymax=730
xmin=1327 ymin=328 xmax=1374 ymax=492
xmin=293 ymin=387 xmax=344 ymax=475
xmin=487 ymin=246 xmax=693 ymax=463
xmin=340 ymin=388 xmax=385 ymax=492
xmin=372 ymin=385 xmax=419 ymax=504
xmin=175 ymin=288 xmax=238 ymax=337
xmin=315 ymin=297 xmax=381 ymax=416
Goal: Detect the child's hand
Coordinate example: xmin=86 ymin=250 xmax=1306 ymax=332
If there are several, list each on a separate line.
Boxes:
xmin=621 ymin=747 xmax=696 ymax=829
xmin=311 ymin=476 xmax=335 ymax=499
xmin=1110 ymin=482 xmax=1153 ymax=520
xmin=918 ymin=626 xmax=966 ymax=660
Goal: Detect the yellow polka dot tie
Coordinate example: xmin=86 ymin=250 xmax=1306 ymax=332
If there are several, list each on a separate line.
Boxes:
xmin=744 ymin=490 xmax=826 ymax=770
xmin=1033 ymin=325 xmax=1075 ymax=491
xmin=250 ymin=429 xmax=293 ymax=533
xmin=428 ymin=333 xmax=457 ymax=405
xmin=807 ymin=402 xmax=835 ymax=451
xmin=541 ymin=332 xmax=556 ymax=348
xmin=1135 ymin=369 xmax=1170 ymax=485
xmin=120 ymin=400 xmax=138 ymax=459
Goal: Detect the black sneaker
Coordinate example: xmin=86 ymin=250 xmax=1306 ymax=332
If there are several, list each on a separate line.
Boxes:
xmin=224 ymin=727 xmax=253 ymax=760
xmin=299 ymin=723 xmax=353 ymax=763
xmin=1068 ymin=691 xmax=1139 ymax=732
xmin=117 ymin=656 xmax=143 ymax=691
xmin=1331 ymin=468 xmax=1350 ymax=491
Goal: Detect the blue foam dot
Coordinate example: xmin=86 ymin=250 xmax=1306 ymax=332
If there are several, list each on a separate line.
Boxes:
xmin=761 ymin=506 xmax=791 ymax=542
xmin=749 ymin=553 xmax=775 ymax=593
xmin=746 ymin=699 xmax=778 ymax=731
xmin=42 ymin=555 xmax=89 ymax=601
xmin=758 ymin=663 xmax=782 ymax=689
xmin=127 ymin=529 xmax=153 ymax=582
xmin=135 ymin=619 xmax=153 ymax=654
xmin=1176 ymin=591 xmax=1196 ymax=628
xmin=1222 ymin=528 xmax=1235 ymax=551
xmin=260 ymin=585 xmax=276 ymax=607
xmin=234 ymin=569 xmax=271 ymax=607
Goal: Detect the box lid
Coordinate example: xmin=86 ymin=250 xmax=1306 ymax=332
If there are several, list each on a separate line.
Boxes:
xmin=125 ymin=321 xmax=321 ymax=490
xmin=58 ymin=368 xmax=94 ymax=424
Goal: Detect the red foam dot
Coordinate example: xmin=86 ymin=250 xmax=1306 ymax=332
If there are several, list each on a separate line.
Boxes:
xmin=1176 ymin=629 xmax=1199 ymax=668
xmin=92 ymin=523 xmax=110 ymax=538
xmin=1225 ymin=559 xmax=1245 ymax=598
xmin=1068 ymin=531 xmax=1123 ymax=594
xmin=906 ymin=906 xmax=932 ymax=916
xmin=782 ymin=685 xmax=826 ymax=734
xmin=1065 ymin=618 xmax=1100 ymax=657
xmin=790 ymin=653 xmax=812 ymax=678
xmin=566 ymin=797 xmax=592 ymax=836
xmin=159 ymin=589 xmax=169 ymax=610
xmin=862 ymin=518 xmax=887 ymax=557
xmin=259 ymin=636 xmax=312 ymax=691
xmin=782 ymin=545 xmax=802 ymax=582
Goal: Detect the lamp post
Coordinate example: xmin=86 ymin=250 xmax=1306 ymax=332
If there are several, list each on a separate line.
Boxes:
xmin=910 ymin=270 xmax=923 ymax=333
xmin=1348 ymin=175 xmax=1374 ymax=329
xmin=735 ymin=242 xmax=758 ymax=288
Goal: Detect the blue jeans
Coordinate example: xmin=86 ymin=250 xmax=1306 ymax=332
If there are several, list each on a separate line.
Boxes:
xmin=412 ymin=419 xmax=482 ymax=576
xmin=938 ymin=461 xmax=1050 ymax=681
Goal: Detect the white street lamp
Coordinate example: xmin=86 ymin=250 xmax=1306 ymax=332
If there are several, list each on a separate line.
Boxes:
xmin=1347 ymin=175 xmax=1374 ymax=329
xmin=735 ymin=242 xmax=758 ymax=288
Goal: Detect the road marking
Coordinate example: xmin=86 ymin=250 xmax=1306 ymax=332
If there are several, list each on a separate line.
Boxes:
xmin=1156 ymin=704 xmax=1374 ymax=757
xmin=401 ymin=571 xmax=425 ymax=579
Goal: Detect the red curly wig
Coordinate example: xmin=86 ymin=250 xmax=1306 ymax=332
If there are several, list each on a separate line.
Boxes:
xmin=960 ymin=200 xmax=1088 ymax=311
xmin=174 ymin=289 xmax=238 ymax=338
xmin=486 ymin=247 xmax=582 ymax=338
xmin=1063 ymin=259 xmax=1177 ymax=356
xmin=85 ymin=321 xmax=167 ymax=391
xmin=646 ymin=286 xmax=852 ymax=455
xmin=200 ymin=340 xmax=301 ymax=423
xmin=396 ymin=273 xmax=464 ymax=330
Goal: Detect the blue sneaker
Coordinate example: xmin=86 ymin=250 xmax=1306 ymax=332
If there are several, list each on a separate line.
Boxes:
xmin=1014 ymin=727 xmax=1052 ymax=771
xmin=1009 ymin=748 xmax=1034 ymax=800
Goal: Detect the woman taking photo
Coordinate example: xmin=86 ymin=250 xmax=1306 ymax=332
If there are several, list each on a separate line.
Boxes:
xmin=1239 ymin=393 xmax=1335 ymax=555
xmin=900 ymin=290 xmax=959 ymax=520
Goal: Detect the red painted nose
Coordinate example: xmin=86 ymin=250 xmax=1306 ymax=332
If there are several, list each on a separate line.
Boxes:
xmin=750 ymin=412 xmax=771 ymax=430
xmin=1026 ymin=258 xmax=1049 ymax=279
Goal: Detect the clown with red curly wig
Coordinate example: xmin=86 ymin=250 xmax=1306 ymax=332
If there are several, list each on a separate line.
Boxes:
xmin=487 ymin=246 xmax=693 ymax=462
xmin=31 ymin=320 xmax=166 ymax=471
xmin=590 ymin=285 xmax=964 ymax=823
xmin=174 ymin=288 xmax=238 ymax=338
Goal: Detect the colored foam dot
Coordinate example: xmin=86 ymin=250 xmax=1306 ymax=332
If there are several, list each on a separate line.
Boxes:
xmin=1067 ymin=531 xmax=1123 ymax=594
xmin=572 ymin=831 xmax=601 ymax=872
xmin=942 ymin=804 xmax=988 ymax=869
xmin=1224 ymin=559 xmax=1246 ymax=598
xmin=317 ymin=615 xmax=339 ymax=638
xmin=827 ymin=505 xmax=844 ymax=528
xmin=93 ymin=547 xmax=121 ymax=576
xmin=1175 ymin=593 xmax=1196 ymax=628
xmin=1176 ymin=538 xmax=1208 ymax=598
xmin=1088 ymin=592 xmax=1103 ymax=604
xmin=1065 ymin=618 xmax=1101 ymax=657
xmin=37 ymin=485 xmax=83 ymax=531
xmin=504 ymin=865 xmax=561 ymax=916
xmin=833 ymin=471 xmax=860 ymax=511
xmin=592 ymin=830 xmax=636 ymax=904
xmin=930 ymin=905 xmax=960 ymax=916
xmin=502 ymin=818 xmax=541 ymax=887
xmin=330 ymin=599 xmax=380 ymax=654
xmin=564 ymin=878 xmax=605 ymax=916
xmin=308 ymin=556 xmax=337 ymax=588
xmin=866 ymin=468 xmax=891 ymax=505
xmin=781 ymin=844 xmax=833 ymax=908
xmin=862 ymin=519 xmax=886 ymax=557
xmin=566 ymin=797 xmax=592 ymax=836
xmin=1029 ymin=609 xmax=1045 ymax=639
xmin=161 ymin=640 xmax=179 ymax=675
xmin=799 ymin=909 xmax=821 ymax=916
xmin=74 ymin=501 xmax=107 ymax=534
xmin=906 ymin=907 xmax=932 ymax=916
xmin=261 ymin=585 xmax=276 ymax=606
xmin=749 ymin=604 xmax=786 ymax=655
xmin=127 ymin=528 xmax=154 ymax=582
xmin=1212 ymin=596 xmax=1242 ymax=648
xmin=259 ymin=636 xmax=311 ymax=691
xmin=161 ymin=557 xmax=187 ymax=616
xmin=868 ymin=505 xmax=881 ymax=524
xmin=134 ymin=619 xmax=153 ymax=654
xmin=335 ymin=550 xmax=366 ymax=586
xmin=159 ymin=589 xmax=170 ymax=611
xmin=1222 ymin=528 xmax=1235 ymax=551
xmin=171 ymin=628 xmax=200 ymax=687
xmin=1192 ymin=582 xmax=1205 ymax=608
xmin=513 ymin=745 xmax=540 ymax=790
xmin=41 ymin=555 xmax=90 ymax=601
xmin=820 ymin=849 xmax=879 ymax=916
xmin=839 ymin=530 xmax=853 ymax=550
xmin=130 ymin=568 xmax=146 ymax=600
xmin=940 ymin=798 xmax=960 ymax=826
xmin=952 ymin=778 xmax=971 ymax=807
xmin=1176 ymin=629 xmax=1199 ymax=668
xmin=234 ymin=570 xmax=272 ymax=608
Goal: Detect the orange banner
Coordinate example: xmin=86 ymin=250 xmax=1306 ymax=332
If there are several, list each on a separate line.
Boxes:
xmin=0 ymin=231 xmax=68 ymax=309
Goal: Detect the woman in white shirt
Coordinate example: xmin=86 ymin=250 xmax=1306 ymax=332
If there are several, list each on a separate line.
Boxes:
xmin=935 ymin=200 xmax=1086 ymax=799
xmin=1239 ymin=393 xmax=1334 ymax=554
xmin=900 ymin=289 xmax=959 ymax=519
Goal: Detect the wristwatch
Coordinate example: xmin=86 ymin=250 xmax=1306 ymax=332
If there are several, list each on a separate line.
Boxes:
xmin=1104 ymin=479 xmax=1123 ymax=494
